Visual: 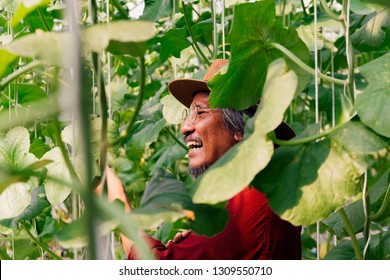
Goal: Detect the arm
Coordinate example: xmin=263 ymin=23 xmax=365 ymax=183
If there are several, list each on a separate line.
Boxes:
xmin=96 ymin=166 xmax=190 ymax=257
xmin=96 ymin=166 xmax=133 ymax=256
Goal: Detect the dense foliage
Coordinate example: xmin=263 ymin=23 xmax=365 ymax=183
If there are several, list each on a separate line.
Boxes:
xmin=0 ymin=0 xmax=389 ymax=260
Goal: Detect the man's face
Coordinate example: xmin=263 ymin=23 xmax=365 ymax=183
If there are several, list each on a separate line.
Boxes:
xmin=181 ymin=92 xmax=238 ymax=176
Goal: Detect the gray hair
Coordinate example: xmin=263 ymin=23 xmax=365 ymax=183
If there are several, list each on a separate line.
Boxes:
xmin=220 ymin=108 xmax=245 ymax=137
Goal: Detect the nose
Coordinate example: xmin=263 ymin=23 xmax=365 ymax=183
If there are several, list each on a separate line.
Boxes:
xmin=180 ymin=116 xmax=195 ymax=136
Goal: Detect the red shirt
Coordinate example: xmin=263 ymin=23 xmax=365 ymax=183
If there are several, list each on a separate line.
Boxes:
xmin=128 ymin=187 xmax=301 ymax=260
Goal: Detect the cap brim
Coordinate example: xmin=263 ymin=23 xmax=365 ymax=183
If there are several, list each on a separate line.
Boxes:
xmin=168 ymin=79 xmax=210 ymax=108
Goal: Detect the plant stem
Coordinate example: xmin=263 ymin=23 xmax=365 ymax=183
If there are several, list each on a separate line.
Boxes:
xmin=341 ymin=0 xmax=355 ymax=103
xmin=0 ymin=61 xmax=42 ymax=89
xmin=268 ymin=120 xmax=345 ymax=146
xmin=92 ymin=51 xmax=109 ymax=192
xmin=320 ymin=0 xmax=342 ymax=21
xmin=182 ymin=2 xmax=210 ymax=66
xmin=269 ymin=42 xmax=347 ymax=85
xmin=111 ymin=0 xmax=129 ymax=19
xmin=20 ymin=222 xmax=62 ymax=260
xmin=338 ymin=208 xmax=363 ymax=260
xmin=300 ymin=0 xmax=308 ymax=16
xmin=371 ymin=182 xmax=390 ymax=221
xmin=113 ymin=56 xmax=147 ymax=146
xmin=165 ymin=127 xmax=189 ymax=151
xmin=37 ymin=8 xmax=51 ymax=31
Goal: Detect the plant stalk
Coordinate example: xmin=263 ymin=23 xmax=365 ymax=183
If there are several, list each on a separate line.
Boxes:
xmin=20 ymin=222 xmax=62 ymax=260
xmin=111 ymin=0 xmax=129 ymax=19
xmin=269 ymin=120 xmax=346 ymax=146
xmin=269 ymin=42 xmax=347 ymax=85
xmin=165 ymin=127 xmax=189 ymax=151
xmin=182 ymin=2 xmax=210 ymax=66
xmin=371 ymin=182 xmax=390 ymax=221
xmin=113 ymin=56 xmax=147 ymax=146
xmin=0 ymin=61 xmax=42 ymax=89
xmin=338 ymin=208 xmax=363 ymax=260
xmin=320 ymin=0 xmax=342 ymax=21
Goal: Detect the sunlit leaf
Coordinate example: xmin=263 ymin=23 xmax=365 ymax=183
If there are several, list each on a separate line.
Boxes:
xmin=355 ymin=52 xmax=390 ymax=138
xmin=322 ymin=170 xmax=389 ymax=239
xmin=0 ymin=185 xmax=49 ymax=228
xmin=192 ymin=58 xmax=297 ymax=204
xmin=254 ymin=119 xmax=388 ymax=226
xmin=0 ymin=126 xmax=37 ymax=170
xmin=0 ymin=182 xmax=31 ymax=219
xmin=161 ymin=94 xmax=187 ymax=125
xmin=208 ymin=0 xmax=309 ymax=110
xmin=82 ymin=20 xmax=157 ymax=57
xmin=11 ymin=0 xmax=51 ymax=27
xmin=41 ymin=147 xmax=72 ymax=206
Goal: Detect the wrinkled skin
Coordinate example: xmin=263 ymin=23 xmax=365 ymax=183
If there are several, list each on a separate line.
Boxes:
xmin=180 ymin=92 xmax=241 ymax=170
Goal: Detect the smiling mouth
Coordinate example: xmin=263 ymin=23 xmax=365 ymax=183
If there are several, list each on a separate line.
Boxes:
xmin=187 ymin=140 xmax=203 ymax=151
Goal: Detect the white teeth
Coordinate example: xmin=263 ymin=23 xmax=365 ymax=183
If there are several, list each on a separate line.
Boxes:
xmin=187 ymin=140 xmax=202 ymax=150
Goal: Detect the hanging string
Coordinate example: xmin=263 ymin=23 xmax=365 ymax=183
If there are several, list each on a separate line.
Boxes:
xmin=212 ymin=0 xmax=218 ymax=59
xmin=313 ymin=0 xmax=321 ymax=260
xmin=362 ymin=172 xmax=370 ymax=259
xmin=106 ymin=0 xmax=112 ymax=119
xmin=221 ymin=0 xmax=226 ymax=59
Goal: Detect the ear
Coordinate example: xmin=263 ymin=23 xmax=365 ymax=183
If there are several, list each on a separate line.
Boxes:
xmin=234 ymin=133 xmax=243 ymax=142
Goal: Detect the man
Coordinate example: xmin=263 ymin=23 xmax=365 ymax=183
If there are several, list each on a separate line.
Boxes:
xmin=103 ymin=59 xmax=302 ymax=259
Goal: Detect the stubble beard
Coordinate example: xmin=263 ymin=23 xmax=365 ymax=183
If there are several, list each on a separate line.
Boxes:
xmin=189 ymin=163 xmax=211 ymax=179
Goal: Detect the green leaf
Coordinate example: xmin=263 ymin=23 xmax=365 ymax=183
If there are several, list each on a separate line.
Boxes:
xmin=0 ymin=126 xmax=38 ymax=171
xmin=191 ymin=58 xmax=298 ymax=204
xmin=29 ymin=138 xmax=51 ymax=159
xmin=208 ymin=0 xmax=309 ymax=110
xmin=131 ymin=169 xmax=228 ymax=236
xmin=61 ymin=117 xmax=120 ymax=160
xmin=159 ymin=28 xmax=191 ymax=62
xmin=82 ymin=20 xmax=157 ymax=57
xmin=152 ymin=143 xmax=187 ymax=171
xmin=0 ymin=49 xmax=17 ymax=79
xmin=351 ymin=8 xmax=390 ymax=52
xmin=11 ymin=0 xmax=51 ymax=27
xmin=355 ymin=52 xmax=390 ymax=138
xmin=324 ymin=232 xmax=390 ymax=260
xmin=55 ymin=213 xmax=120 ymax=249
xmin=351 ymin=0 xmax=387 ymax=14
xmin=141 ymin=0 xmax=173 ymax=22
xmin=131 ymin=170 xmax=191 ymax=229
xmin=2 ymin=84 xmax=47 ymax=108
xmin=322 ymin=170 xmax=389 ymax=239
xmin=253 ymin=119 xmax=386 ymax=226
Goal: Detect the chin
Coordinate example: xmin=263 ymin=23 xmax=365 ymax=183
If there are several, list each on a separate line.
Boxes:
xmin=188 ymin=163 xmax=210 ymax=179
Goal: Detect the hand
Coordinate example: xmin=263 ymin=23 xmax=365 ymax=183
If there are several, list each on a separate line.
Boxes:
xmin=172 ymin=230 xmax=192 ymax=244
xmin=96 ymin=165 xmax=131 ymax=213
